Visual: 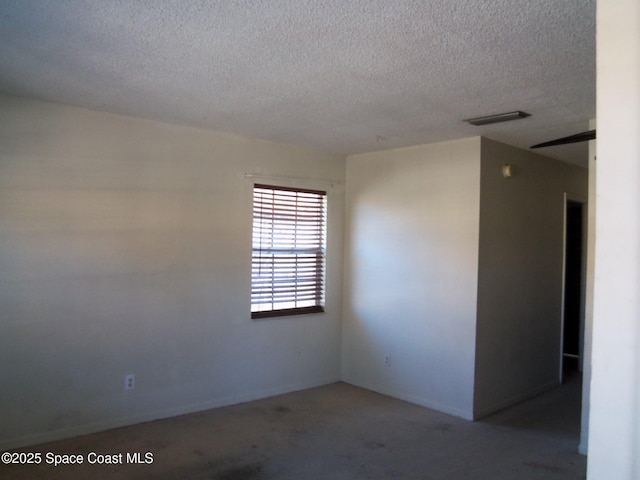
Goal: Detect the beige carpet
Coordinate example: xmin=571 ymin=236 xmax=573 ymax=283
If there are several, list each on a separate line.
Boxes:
xmin=0 ymin=378 xmax=586 ymax=480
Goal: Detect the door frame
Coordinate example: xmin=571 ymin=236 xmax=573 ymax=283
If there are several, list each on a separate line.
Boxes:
xmin=560 ymin=192 xmax=588 ymax=382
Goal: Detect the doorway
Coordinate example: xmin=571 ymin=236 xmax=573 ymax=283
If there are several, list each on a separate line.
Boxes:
xmin=561 ymin=198 xmax=586 ymax=382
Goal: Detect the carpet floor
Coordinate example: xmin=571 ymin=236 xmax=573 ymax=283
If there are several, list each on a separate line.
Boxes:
xmin=0 ymin=377 xmax=586 ymax=479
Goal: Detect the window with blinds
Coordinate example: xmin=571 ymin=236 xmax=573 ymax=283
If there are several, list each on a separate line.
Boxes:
xmin=251 ymin=184 xmax=327 ymax=318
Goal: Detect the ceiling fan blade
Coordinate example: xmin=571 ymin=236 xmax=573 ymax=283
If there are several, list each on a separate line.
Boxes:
xmin=530 ymin=130 xmax=596 ymax=149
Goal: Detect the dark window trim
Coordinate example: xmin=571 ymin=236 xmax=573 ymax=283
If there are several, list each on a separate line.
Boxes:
xmin=251 ymin=184 xmax=327 ymax=319
xmin=251 ymin=305 xmax=325 ymax=319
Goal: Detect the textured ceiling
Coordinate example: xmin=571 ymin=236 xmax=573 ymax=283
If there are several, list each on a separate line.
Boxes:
xmin=0 ymin=0 xmax=595 ymax=165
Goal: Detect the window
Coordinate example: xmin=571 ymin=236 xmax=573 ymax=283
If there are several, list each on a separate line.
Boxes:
xmin=251 ymin=184 xmax=326 ymax=318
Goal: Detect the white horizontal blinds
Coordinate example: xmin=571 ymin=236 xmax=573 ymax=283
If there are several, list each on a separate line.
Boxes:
xmin=251 ymin=184 xmax=326 ymax=318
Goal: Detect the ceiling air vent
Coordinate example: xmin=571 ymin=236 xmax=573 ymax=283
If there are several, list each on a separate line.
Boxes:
xmin=464 ymin=111 xmax=531 ymax=126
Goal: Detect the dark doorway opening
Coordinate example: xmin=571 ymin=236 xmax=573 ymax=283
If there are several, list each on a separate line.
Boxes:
xmin=562 ymin=200 xmax=585 ymax=381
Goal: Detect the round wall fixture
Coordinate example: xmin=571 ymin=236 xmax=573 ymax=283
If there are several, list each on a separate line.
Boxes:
xmin=502 ymin=164 xmax=514 ymax=178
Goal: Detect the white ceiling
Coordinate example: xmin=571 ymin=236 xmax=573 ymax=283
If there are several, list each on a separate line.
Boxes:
xmin=0 ymin=0 xmax=595 ymax=166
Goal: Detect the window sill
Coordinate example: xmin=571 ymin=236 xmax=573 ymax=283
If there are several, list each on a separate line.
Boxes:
xmin=251 ymin=306 xmax=325 ymax=319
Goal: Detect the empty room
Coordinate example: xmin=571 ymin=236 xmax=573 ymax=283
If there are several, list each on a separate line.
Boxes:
xmin=1 ymin=1 xmax=638 ymax=479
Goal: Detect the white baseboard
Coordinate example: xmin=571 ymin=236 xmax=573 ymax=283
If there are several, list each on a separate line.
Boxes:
xmin=472 ymin=380 xmax=560 ymax=420
xmin=578 ymin=442 xmax=588 ymax=456
xmin=0 ymin=375 xmax=339 ymax=451
xmin=340 ymin=378 xmax=474 ymax=421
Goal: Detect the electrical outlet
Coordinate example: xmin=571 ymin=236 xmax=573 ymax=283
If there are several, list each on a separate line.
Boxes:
xmin=384 ymin=355 xmax=391 ymax=367
xmin=125 ymin=374 xmax=135 ymax=391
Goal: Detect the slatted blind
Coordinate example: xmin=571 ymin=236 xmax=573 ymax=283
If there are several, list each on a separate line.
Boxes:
xmin=251 ymin=184 xmax=326 ymax=318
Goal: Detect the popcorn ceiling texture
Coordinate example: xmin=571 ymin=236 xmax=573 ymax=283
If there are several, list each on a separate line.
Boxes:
xmin=0 ymin=0 xmax=595 ymax=164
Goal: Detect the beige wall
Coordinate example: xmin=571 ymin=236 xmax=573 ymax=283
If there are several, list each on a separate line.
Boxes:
xmin=1 ymin=92 xmax=602 ymax=450
xmin=341 ymin=137 xmax=587 ymax=421
xmin=588 ymin=0 xmax=640 ymax=477
xmin=474 ymin=138 xmax=588 ymax=418
xmin=580 ymin=120 xmax=596 ymax=455
xmin=342 ymin=138 xmax=481 ymax=419
xmin=0 ymin=95 xmax=345 ymax=449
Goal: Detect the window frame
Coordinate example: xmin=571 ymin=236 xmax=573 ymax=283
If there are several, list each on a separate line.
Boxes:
xmin=250 ymin=183 xmax=327 ymax=319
